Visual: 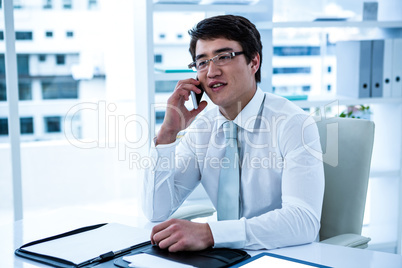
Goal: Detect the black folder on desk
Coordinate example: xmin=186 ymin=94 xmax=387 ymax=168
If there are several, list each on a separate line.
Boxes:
xmin=15 ymin=223 xmax=250 ymax=268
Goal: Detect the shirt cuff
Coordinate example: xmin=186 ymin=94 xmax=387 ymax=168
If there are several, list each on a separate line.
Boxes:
xmin=208 ymin=219 xmax=246 ymax=249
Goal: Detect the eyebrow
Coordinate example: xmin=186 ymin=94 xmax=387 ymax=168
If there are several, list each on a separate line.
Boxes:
xmin=195 ymin=47 xmax=235 ymax=61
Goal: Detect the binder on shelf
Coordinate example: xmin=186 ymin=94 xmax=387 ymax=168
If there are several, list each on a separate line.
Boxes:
xmin=382 ymin=39 xmax=393 ymax=98
xmin=392 ymin=38 xmax=402 ymax=97
xmin=370 ymin=39 xmax=384 ymax=98
xmin=336 ymin=40 xmax=372 ymax=98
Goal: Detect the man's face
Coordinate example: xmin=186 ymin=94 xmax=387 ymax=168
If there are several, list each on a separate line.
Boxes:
xmin=195 ymin=38 xmax=260 ymax=118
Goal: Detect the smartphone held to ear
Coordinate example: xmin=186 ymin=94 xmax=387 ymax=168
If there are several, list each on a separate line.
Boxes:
xmin=191 ymin=78 xmax=204 ymax=109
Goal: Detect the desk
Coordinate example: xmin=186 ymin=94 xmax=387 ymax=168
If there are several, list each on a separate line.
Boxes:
xmin=1 ymin=207 xmax=401 ymax=268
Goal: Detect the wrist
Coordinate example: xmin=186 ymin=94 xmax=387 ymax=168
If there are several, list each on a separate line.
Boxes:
xmin=155 ymin=125 xmax=179 ymax=145
xmin=203 ymin=223 xmax=215 ymax=248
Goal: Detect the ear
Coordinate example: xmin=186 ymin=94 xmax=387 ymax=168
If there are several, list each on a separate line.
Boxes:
xmin=249 ymin=53 xmax=260 ymax=74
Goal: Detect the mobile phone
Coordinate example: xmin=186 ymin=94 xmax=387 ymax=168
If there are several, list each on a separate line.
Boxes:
xmin=190 ymin=78 xmax=204 ymax=109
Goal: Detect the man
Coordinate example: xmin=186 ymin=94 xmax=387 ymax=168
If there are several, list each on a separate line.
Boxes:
xmin=142 ymin=15 xmax=324 ymax=252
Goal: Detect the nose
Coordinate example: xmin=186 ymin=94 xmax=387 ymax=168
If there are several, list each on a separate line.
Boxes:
xmin=207 ymin=60 xmax=222 ymax=78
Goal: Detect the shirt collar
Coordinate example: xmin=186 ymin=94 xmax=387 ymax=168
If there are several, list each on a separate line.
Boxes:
xmin=216 ymin=87 xmax=265 ymax=132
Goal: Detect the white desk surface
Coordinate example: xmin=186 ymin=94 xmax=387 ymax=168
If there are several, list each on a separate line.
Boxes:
xmin=1 ymin=207 xmax=401 ymax=268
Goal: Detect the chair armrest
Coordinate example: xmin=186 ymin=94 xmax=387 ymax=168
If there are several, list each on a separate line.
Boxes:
xmin=320 ymin=233 xmax=371 ymax=249
xmin=169 ymin=205 xmax=216 ymax=221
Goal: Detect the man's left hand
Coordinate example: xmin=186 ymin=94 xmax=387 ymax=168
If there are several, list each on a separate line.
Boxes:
xmin=150 ymin=219 xmax=214 ymax=252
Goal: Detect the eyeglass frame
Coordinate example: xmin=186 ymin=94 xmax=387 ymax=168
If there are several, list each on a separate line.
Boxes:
xmin=188 ymin=51 xmax=245 ymax=71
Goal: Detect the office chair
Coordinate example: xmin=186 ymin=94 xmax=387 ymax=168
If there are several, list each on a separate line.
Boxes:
xmin=315 ymin=117 xmax=375 ymax=249
xmin=170 ymin=117 xmax=375 ymax=249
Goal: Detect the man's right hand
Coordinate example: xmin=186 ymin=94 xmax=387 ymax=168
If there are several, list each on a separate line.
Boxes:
xmin=156 ymin=78 xmax=207 ymax=145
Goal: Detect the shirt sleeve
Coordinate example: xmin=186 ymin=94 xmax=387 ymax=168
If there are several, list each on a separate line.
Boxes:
xmin=209 ymin=114 xmax=325 ymax=250
xmin=142 ymin=135 xmax=201 ymax=222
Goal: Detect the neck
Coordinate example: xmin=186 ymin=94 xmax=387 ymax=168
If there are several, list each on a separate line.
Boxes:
xmin=220 ymin=88 xmax=257 ymax=120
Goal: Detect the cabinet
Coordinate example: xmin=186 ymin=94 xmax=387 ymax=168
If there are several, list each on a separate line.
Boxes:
xmin=134 ymin=0 xmax=402 ymax=254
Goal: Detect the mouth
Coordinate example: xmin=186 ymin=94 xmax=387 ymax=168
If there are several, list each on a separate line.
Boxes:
xmin=209 ymin=82 xmax=226 ymax=92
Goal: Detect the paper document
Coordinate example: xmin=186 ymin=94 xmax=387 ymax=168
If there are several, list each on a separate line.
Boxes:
xmin=23 ymin=223 xmax=150 ymax=264
xmin=240 ymin=255 xmax=319 ymax=267
xmin=123 ymin=253 xmax=195 ymax=268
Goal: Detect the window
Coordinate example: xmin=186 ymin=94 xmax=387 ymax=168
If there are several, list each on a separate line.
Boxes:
xmin=13 ymin=0 xmax=22 ymax=9
xmin=42 ymin=79 xmax=78 ymax=99
xmin=0 ymin=118 xmax=7 ymax=135
xmin=44 ymin=116 xmax=61 ymax=133
xmin=274 ymin=46 xmax=320 ymax=56
xmin=0 ymin=31 xmax=3 ymax=40
xmin=20 ymin=117 xmax=34 ymax=134
xmin=17 ymin=55 xmax=29 ymax=75
xmin=155 ymin=80 xmax=177 ymax=93
xmin=45 ymin=31 xmax=53 ymax=38
xmin=39 ymin=54 xmax=46 ymax=62
xmin=273 ymin=67 xmax=311 ymax=74
xmin=19 ymin=81 xmax=32 ymax=101
xmin=43 ymin=0 xmax=52 ymax=9
xmin=0 ymin=81 xmax=32 ymax=101
xmin=155 ymin=111 xmax=165 ymax=125
xmin=66 ymin=31 xmax=74 ymax=38
xmin=154 ymin=54 xmax=162 ymax=64
xmin=0 ymin=82 xmax=6 ymax=101
xmin=63 ymin=0 xmax=72 ymax=9
xmin=16 ymin=31 xmax=33 ymax=41
xmin=88 ymin=0 xmax=98 ymax=9
xmin=0 ymin=117 xmax=34 ymax=135
xmin=56 ymin=54 xmax=66 ymax=65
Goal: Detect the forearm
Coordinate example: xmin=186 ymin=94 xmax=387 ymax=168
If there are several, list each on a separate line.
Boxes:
xmin=142 ymin=139 xmax=201 ymax=221
xmin=208 ymin=204 xmax=320 ymax=250
xmin=142 ymin=140 xmax=181 ymax=221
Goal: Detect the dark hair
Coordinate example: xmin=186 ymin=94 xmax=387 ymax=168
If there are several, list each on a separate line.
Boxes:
xmin=188 ymin=15 xmax=262 ymax=83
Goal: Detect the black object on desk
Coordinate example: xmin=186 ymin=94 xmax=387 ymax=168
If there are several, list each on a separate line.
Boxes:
xmin=114 ymin=245 xmax=250 ymax=268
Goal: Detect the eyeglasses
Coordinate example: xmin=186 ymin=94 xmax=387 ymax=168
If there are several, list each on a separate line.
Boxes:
xmin=188 ymin=51 xmax=244 ymax=71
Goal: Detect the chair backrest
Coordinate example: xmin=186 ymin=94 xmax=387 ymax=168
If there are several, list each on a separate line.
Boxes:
xmin=315 ymin=117 xmax=375 ymax=241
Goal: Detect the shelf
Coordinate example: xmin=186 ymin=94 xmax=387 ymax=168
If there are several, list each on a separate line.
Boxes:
xmin=256 ymin=20 xmax=402 ymax=29
xmin=153 ymin=3 xmax=268 ymax=13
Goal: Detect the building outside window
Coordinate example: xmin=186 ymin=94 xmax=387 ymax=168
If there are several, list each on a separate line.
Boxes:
xmin=0 ymin=118 xmax=7 ymax=135
xmin=42 ymin=80 xmax=78 ymax=99
xmin=63 ymin=0 xmax=72 ymax=9
xmin=18 ymin=81 xmax=32 ymax=101
xmin=43 ymin=0 xmax=52 ymax=9
xmin=44 ymin=116 xmax=61 ymax=133
xmin=39 ymin=54 xmax=46 ymax=62
xmin=56 ymin=54 xmax=66 ymax=65
xmin=15 ymin=31 xmax=33 ymax=40
xmin=20 ymin=117 xmax=34 ymax=134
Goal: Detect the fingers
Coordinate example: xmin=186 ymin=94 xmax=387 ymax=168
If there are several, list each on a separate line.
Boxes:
xmin=189 ymin=100 xmax=208 ymax=118
xmin=149 ymin=219 xmax=214 ymax=252
xmin=150 ymin=219 xmax=182 ymax=250
xmin=172 ymin=79 xmax=202 ymax=102
xmin=150 ymin=220 xmax=172 ymax=245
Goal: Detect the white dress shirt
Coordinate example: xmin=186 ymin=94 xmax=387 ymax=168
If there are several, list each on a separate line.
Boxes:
xmin=142 ymin=88 xmax=325 ymax=250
